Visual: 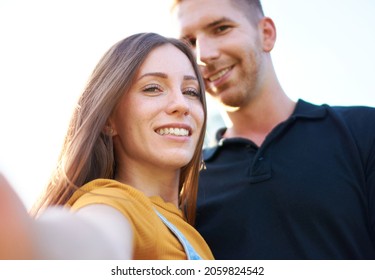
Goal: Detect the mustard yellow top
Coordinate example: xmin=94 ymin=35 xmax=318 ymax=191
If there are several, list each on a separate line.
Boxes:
xmin=66 ymin=179 xmax=214 ymax=260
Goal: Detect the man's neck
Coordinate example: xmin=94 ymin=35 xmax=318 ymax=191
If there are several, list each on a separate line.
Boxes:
xmin=224 ymin=90 xmax=296 ymax=147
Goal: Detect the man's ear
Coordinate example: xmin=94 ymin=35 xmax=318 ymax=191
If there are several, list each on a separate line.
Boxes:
xmin=259 ymin=17 xmax=277 ymax=52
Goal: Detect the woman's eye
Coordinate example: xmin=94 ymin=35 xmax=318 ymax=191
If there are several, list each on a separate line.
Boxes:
xmin=183 ymin=88 xmax=200 ymax=98
xmin=142 ymin=84 xmax=163 ymax=94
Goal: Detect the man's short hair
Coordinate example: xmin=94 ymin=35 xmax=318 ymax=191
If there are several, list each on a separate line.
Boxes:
xmin=171 ymin=0 xmax=265 ymax=26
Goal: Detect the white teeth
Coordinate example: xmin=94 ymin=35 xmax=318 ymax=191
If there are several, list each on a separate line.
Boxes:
xmin=208 ymin=67 xmax=230 ymax=82
xmin=157 ymin=128 xmax=189 ymax=136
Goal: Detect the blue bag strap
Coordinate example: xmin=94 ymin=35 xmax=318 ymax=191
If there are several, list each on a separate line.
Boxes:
xmin=154 ymin=208 xmax=203 ymax=260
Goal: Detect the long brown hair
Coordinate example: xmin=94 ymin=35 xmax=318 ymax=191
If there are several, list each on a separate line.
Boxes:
xmin=31 ymin=33 xmax=207 ymax=225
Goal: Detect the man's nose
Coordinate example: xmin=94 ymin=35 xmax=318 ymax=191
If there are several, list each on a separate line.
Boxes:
xmin=196 ymin=37 xmax=220 ymax=66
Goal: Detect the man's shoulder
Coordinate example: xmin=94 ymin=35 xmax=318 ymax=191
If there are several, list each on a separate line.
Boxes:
xmin=330 ymin=104 xmax=375 ymax=115
xmin=322 ymin=104 xmax=375 ymax=152
xmin=297 ymin=99 xmax=375 ymax=125
xmin=202 ymin=145 xmax=219 ymax=161
xmin=328 ymin=104 xmax=375 ymax=127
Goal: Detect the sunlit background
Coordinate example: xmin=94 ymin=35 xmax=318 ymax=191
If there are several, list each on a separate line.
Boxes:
xmin=1 ymin=0 xmax=374 ymax=210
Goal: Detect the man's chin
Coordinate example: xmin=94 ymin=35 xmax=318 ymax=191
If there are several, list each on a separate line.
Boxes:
xmin=212 ymin=95 xmax=241 ymax=113
xmin=221 ymin=103 xmax=240 ymax=113
xmin=212 ymin=93 xmax=241 ymax=112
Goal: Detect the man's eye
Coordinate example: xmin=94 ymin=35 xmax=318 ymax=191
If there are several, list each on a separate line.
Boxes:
xmin=215 ymin=25 xmax=231 ymax=33
xmin=189 ymin=38 xmax=197 ymax=47
xmin=183 ymin=37 xmax=196 ymax=48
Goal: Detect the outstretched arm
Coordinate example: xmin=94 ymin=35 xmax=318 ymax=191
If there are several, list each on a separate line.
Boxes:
xmin=0 ymin=174 xmax=35 ymax=259
xmin=0 ymin=173 xmax=133 ymax=259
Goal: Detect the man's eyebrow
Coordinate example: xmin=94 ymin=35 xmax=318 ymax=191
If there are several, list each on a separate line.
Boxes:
xmin=205 ymin=17 xmax=234 ymax=29
xmin=181 ymin=16 xmax=234 ymax=39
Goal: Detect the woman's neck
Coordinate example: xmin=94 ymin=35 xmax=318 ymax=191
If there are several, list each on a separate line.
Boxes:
xmin=115 ymin=162 xmax=180 ymax=206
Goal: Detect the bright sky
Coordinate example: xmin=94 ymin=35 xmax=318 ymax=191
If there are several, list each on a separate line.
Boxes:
xmin=1 ymin=0 xmax=374 ymax=209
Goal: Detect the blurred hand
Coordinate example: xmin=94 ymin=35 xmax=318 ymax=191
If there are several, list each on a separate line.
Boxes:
xmin=0 ymin=174 xmax=35 ymax=259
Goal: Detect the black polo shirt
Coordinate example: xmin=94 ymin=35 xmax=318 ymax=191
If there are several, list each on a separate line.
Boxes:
xmin=196 ymin=99 xmax=375 ymax=259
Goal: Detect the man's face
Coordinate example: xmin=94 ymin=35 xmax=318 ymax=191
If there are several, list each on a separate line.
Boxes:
xmin=175 ymin=0 xmax=264 ymax=110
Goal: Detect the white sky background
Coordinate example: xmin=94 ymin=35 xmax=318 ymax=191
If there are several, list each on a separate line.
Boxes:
xmin=0 ymin=0 xmax=374 ymax=210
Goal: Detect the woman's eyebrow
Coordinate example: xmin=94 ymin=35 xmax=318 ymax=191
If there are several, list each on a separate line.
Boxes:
xmin=137 ymin=72 xmax=167 ymax=81
xmin=137 ymin=72 xmax=197 ymax=81
xmin=184 ymin=75 xmax=198 ymax=81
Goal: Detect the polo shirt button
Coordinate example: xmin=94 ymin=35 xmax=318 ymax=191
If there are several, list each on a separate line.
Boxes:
xmin=258 ymin=157 xmax=264 ymax=161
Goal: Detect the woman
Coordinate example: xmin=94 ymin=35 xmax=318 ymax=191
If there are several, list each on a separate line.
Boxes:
xmin=0 ymin=33 xmax=212 ymax=260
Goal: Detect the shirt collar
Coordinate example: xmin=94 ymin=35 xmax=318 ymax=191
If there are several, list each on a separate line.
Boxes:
xmin=203 ymin=99 xmax=328 ymax=161
xmin=292 ymin=99 xmax=328 ymax=119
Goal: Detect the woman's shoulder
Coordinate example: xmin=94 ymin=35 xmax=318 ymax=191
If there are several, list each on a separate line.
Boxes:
xmin=66 ymin=179 xmax=152 ymax=213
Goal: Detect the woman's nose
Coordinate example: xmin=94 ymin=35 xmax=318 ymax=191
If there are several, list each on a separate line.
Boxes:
xmin=166 ymin=90 xmax=190 ymax=116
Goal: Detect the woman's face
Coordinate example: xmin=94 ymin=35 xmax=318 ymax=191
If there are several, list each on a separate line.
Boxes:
xmin=110 ymin=44 xmax=204 ymax=173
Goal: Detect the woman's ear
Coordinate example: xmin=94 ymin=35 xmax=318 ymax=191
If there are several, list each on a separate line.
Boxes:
xmin=103 ymin=126 xmax=115 ymax=136
xmin=259 ymin=17 xmax=277 ymax=52
xmin=103 ymin=118 xmax=117 ymax=136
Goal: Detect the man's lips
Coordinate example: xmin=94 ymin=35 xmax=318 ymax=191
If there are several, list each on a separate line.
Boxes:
xmin=206 ymin=66 xmax=232 ymax=82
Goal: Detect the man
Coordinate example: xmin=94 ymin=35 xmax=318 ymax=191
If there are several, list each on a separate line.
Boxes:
xmin=171 ymin=0 xmax=375 ymax=259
